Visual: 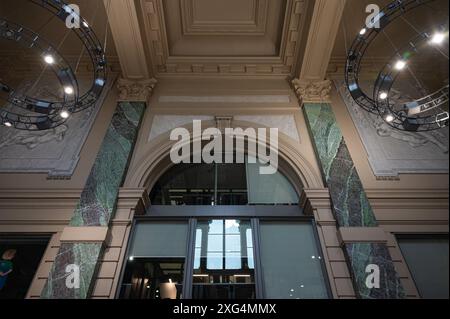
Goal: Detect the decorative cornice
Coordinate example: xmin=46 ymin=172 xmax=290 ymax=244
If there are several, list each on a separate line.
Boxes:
xmin=117 ymin=78 xmax=157 ymax=102
xmin=292 ymin=78 xmax=332 ymax=104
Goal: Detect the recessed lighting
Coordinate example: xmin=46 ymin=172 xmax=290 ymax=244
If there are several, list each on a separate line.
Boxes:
xmin=385 ymin=114 xmax=395 ymax=123
xmin=379 ymin=92 xmax=388 ymax=100
xmin=44 ymin=54 xmax=55 ymax=64
xmin=4 ymin=122 xmax=12 ymax=127
xmin=64 ymin=86 xmax=74 ymax=95
xmin=60 ymin=110 xmax=70 ymax=119
xmin=431 ymin=32 xmax=445 ymax=44
xmin=359 ymin=28 xmax=367 ymax=35
xmin=129 ymin=256 xmax=134 ymax=261
xmin=394 ymin=60 xmax=406 ymax=70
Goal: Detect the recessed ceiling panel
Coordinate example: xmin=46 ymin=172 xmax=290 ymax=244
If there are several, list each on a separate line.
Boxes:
xmin=163 ymin=0 xmax=287 ymax=57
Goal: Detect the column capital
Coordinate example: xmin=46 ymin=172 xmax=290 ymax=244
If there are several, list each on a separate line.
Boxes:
xmin=117 ymin=78 xmax=157 ymax=102
xmin=292 ymin=78 xmax=332 ymax=104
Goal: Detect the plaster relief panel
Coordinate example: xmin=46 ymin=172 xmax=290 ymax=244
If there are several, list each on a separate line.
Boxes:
xmin=0 ymin=76 xmax=116 ymax=178
xmin=235 ymin=115 xmax=300 ymax=142
xmin=335 ymin=80 xmax=449 ymax=177
xmin=148 ymin=115 xmax=215 ymax=141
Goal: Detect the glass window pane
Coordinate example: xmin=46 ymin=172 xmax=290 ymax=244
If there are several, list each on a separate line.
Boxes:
xmin=225 ymin=235 xmax=241 ymax=252
xmin=260 ymin=222 xmax=329 ymax=299
xmin=193 ymin=219 xmax=255 ymax=299
xmin=216 ymin=163 xmax=248 ymax=205
xmin=121 ymin=222 xmax=188 ymax=300
xmin=207 ymin=235 xmax=223 ymax=252
xmin=397 ymin=236 xmax=449 ymax=299
xmin=129 ymin=222 xmax=188 ymax=258
xmin=246 ymin=156 xmax=299 ymax=205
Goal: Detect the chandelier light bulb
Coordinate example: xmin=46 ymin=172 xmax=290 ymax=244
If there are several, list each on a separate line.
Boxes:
xmin=385 ymin=114 xmax=395 ymax=123
xmin=431 ymin=32 xmax=446 ymax=44
xmin=394 ymin=60 xmax=407 ymax=70
xmin=64 ymin=86 xmax=74 ymax=95
xmin=44 ymin=54 xmax=55 ymax=64
xmin=60 ymin=110 xmax=70 ymax=119
xmin=359 ymin=28 xmax=367 ymax=35
xmin=379 ymin=92 xmax=388 ymax=100
xmin=4 ymin=121 xmax=12 ymax=127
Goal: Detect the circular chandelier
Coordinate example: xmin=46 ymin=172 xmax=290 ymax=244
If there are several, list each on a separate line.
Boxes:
xmin=345 ymin=0 xmax=449 ymax=132
xmin=0 ymin=0 xmax=107 ymax=130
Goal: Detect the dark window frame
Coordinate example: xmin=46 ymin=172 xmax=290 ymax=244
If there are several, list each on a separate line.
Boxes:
xmin=116 ymin=210 xmax=331 ymax=299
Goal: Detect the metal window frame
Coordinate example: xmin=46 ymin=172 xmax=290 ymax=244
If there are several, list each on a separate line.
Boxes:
xmin=116 ymin=207 xmax=332 ymax=299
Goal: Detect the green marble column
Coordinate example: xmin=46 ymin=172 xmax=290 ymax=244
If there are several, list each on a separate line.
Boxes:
xmin=41 ymin=102 xmax=146 ymax=299
xmin=303 ymin=103 xmax=405 ymax=299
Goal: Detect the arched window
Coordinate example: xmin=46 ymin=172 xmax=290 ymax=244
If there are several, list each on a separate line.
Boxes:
xmin=150 ymin=157 xmax=300 ymax=206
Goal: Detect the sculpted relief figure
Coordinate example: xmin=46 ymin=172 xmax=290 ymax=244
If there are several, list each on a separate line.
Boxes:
xmin=0 ymin=125 xmax=68 ymax=150
xmin=341 ymin=82 xmax=449 ymax=153
xmin=375 ymin=119 xmax=449 ymax=153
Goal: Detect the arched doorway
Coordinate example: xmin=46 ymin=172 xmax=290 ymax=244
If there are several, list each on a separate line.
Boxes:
xmin=118 ymin=151 xmax=330 ymax=300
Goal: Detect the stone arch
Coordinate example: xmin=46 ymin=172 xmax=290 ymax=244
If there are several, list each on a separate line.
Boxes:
xmin=125 ymin=119 xmax=324 ymax=194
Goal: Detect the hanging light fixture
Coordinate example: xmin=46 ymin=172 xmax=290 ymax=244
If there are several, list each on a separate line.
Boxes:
xmin=0 ymin=0 xmax=108 ymax=130
xmin=345 ymin=0 xmax=449 ymax=132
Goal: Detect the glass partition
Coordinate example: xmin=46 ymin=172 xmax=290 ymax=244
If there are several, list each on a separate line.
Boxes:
xmin=397 ymin=235 xmax=449 ymax=299
xmin=120 ymin=222 xmax=188 ymax=299
xmin=149 ymin=160 xmax=299 ymax=206
xmin=246 ymin=156 xmax=299 ymax=205
xmin=259 ymin=222 xmax=329 ymax=299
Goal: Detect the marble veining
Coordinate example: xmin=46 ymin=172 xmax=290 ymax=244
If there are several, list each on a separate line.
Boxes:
xmin=41 ymin=102 xmax=146 ymax=299
xmin=303 ymin=103 xmax=377 ymax=227
xmin=345 ymin=243 xmax=405 ymax=299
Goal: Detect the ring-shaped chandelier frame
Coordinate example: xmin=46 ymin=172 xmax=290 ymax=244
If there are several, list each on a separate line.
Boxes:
xmin=0 ymin=0 xmax=107 ymax=130
xmin=345 ymin=0 xmax=449 ymax=132
xmin=374 ymin=29 xmax=449 ymax=131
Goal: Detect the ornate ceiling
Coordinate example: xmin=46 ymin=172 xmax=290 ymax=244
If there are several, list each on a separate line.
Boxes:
xmin=0 ymin=0 xmax=349 ymax=83
xmin=136 ymin=0 xmax=310 ymax=77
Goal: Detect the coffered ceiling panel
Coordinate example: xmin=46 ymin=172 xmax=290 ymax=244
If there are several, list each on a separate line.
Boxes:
xmin=181 ymin=0 xmax=268 ymax=36
xmin=164 ymin=0 xmax=285 ymax=56
xmin=138 ymin=0 xmax=311 ymax=77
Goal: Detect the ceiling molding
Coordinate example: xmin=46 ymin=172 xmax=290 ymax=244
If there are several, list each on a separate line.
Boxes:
xmin=181 ymin=0 xmax=269 ymax=35
xmin=139 ymin=0 xmax=309 ymax=77
xmin=299 ymin=0 xmax=346 ymax=81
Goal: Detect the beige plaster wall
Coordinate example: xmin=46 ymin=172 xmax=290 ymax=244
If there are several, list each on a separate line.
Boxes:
xmin=0 ymin=77 xmax=448 ymax=299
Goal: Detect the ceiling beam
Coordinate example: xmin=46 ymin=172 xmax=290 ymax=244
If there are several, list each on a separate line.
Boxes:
xmin=104 ymin=0 xmax=151 ymax=80
xmin=297 ymin=0 xmax=346 ymax=81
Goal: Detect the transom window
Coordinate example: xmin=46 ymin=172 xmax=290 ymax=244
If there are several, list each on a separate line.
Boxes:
xmin=150 ymin=157 xmax=300 ymax=206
